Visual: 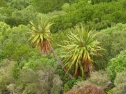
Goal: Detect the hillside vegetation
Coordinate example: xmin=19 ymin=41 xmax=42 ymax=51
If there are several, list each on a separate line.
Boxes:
xmin=0 ymin=0 xmax=126 ymax=94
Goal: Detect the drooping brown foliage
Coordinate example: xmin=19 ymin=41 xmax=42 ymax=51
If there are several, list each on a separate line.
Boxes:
xmin=39 ymin=39 xmax=52 ymax=56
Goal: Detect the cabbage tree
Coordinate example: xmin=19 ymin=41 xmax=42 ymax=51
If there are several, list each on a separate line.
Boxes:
xmin=61 ymin=24 xmax=103 ymax=78
xmin=29 ymin=16 xmax=73 ymax=78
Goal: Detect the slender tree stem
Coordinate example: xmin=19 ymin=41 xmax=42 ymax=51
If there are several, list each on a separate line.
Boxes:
xmin=51 ymin=47 xmax=73 ymax=79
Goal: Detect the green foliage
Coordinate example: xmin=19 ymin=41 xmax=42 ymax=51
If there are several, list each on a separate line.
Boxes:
xmin=63 ymin=84 xmax=70 ymax=93
xmin=61 ymin=3 xmax=70 ymax=12
xmin=109 ymin=71 xmax=126 ymax=94
xmin=32 ymin=0 xmax=78 ymax=13
xmin=91 ymin=0 xmax=118 ymax=4
xmin=51 ymin=0 xmax=126 ymax=33
xmin=95 ymin=23 xmax=126 ymax=70
xmin=0 ymin=59 xmax=62 ymax=94
xmin=0 ymin=24 xmax=31 ymax=61
xmin=29 ymin=15 xmax=53 ymax=56
xmin=0 ymin=59 xmax=16 ymax=91
xmin=107 ymin=50 xmax=126 ymax=80
xmin=86 ymin=19 xmax=113 ymax=30
xmin=22 ymin=51 xmax=58 ymax=70
xmin=11 ymin=63 xmax=20 ymax=80
xmin=1 ymin=0 xmax=126 ymax=93
xmin=114 ymin=71 xmax=126 ymax=87
xmin=3 ymin=43 xmax=31 ymax=61
xmin=66 ymin=71 xmax=112 ymax=93
xmin=12 ymin=68 xmax=62 ymax=94
xmin=0 ymin=0 xmax=7 ymax=7
xmin=52 ymin=29 xmax=70 ymax=48
xmin=5 ymin=5 xmax=37 ymax=26
xmin=0 ymin=22 xmax=10 ymax=37
xmin=73 ymin=70 xmax=111 ymax=90
xmin=0 ymin=1 xmax=37 ymax=26
xmin=60 ymin=23 xmax=103 ymax=78
xmin=55 ymin=65 xmax=82 ymax=94
xmin=7 ymin=0 xmax=32 ymax=10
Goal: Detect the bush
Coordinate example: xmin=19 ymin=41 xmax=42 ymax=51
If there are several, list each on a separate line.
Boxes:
xmin=95 ymin=23 xmax=126 ymax=70
xmin=109 ymin=71 xmax=126 ymax=94
xmin=65 ymin=84 xmax=105 ymax=94
xmin=107 ymin=50 xmax=126 ymax=80
xmin=91 ymin=0 xmax=118 ymax=4
xmin=0 ymin=5 xmax=37 ymax=26
xmin=114 ymin=71 xmax=126 ymax=86
xmin=5 ymin=5 xmax=37 ymax=26
xmin=65 ymin=70 xmax=111 ymax=94
xmin=32 ymin=0 xmax=77 ymax=13
xmin=0 ymin=59 xmax=16 ymax=92
xmin=0 ymin=24 xmax=31 ymax=61
xmin=51 ymin=0 xmax=126 ymax=33
xmin=73 ymin=70 xmax=111 ymax=90
xmin=8 ymin=67 xmax=63 ymax=94
xmin=0 ymin=59 xmax=63 ymax=94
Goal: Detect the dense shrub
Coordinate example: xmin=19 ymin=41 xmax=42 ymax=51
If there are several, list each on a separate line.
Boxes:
xmin=4 ymin=6 xmax=37 ymax=26
xmin=107 ymin=50 xmax=126 ymax=80
xmin=95 ymin=23 xmax=126 ymax=70
xmin=0 ymin=59 xmax=63 ymax=94
xmin=65 ymin=84 xmax=105 ymax=94
xmin=32 ymin=0 xmax=78 ymax=13
xmin=7 ymin=0 xmax=32 ymax=10
xmin=0 ymin=1 xmax=37 ymax=26
xmin=0 ymin=24 xmax=31 ymax=61
xmin=109 ymin=71 xmax=126 ymax=94
xmin=91 ymin=0 xmax=118 ymax=4
xmin=114 ymin=71 xmax=126 ymax=86
xmin=73 ymin=70 xmax=111 ymax=90
xmin=0 ymin=0 xmax=7 ymax=7
xmin=51 ymin=0 xmax=126 ymax=33
xmin=65 ymin=70 xmax=111 ymax=94
xmin=0 ymin=59 xmax=16 ymax=92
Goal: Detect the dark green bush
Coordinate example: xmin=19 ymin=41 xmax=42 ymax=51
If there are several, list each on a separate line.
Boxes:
xmin=32 ymin=0 xmax=78 ymax=13
xmin=51 ymin=0 xmax=126 ymax=33
xmin=91 ymin=0 xmax=118 ymax=4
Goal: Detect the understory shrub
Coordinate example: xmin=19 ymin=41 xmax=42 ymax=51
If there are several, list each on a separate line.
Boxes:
xmin=51 ymin=0 xmax=126 ymax=33
xmin=107 ymin=50 xmax=126 ymax=80
xmin=65 ymin=84 xmax=105 ymax=94
xmin=0 ymin=59 xmax=63 ymax=94
xmin=66 ymin=70 xmax=111 ymax=94
xmin=109 ymin=71 xmax=126 ymax=94
xmin=95 ymin=23 xmax=126 ymax=70
xmin=73 ymin=70 xmax=111 ymax=90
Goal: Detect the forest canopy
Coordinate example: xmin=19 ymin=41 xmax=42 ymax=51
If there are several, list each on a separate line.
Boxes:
xmin=0 ymin=0 xmax=126 ymax=94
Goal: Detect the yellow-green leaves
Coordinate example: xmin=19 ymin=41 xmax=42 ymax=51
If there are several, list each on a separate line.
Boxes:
xmin=29 ymin=16 xmax=52 ymax=55
xmin=61 ymin=23 xmax=103 ymax=78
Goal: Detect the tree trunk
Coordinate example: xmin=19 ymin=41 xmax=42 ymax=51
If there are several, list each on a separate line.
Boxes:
xmin=51 ymin=47 xmax=73 ymax=79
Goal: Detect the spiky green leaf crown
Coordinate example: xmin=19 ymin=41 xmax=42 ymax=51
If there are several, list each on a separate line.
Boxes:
xmin=61 ymin=23 xmax=103 ymax=78
xmin=29 ymin=16 xmax=53 ymax=55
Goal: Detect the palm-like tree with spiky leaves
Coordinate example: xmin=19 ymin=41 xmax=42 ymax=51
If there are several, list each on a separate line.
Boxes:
xmin=61 ymin=23 xmax=103 ymax=78
xmin=29 ymin=16 xmax=52 ymax=56
xmin=29 ymin=16 xmax=73 ymax=79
